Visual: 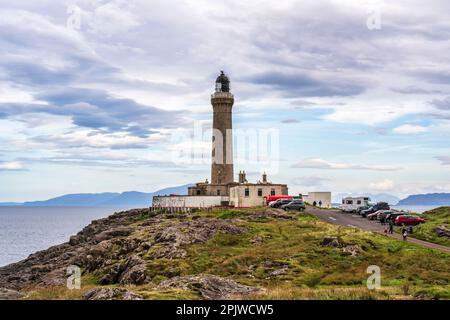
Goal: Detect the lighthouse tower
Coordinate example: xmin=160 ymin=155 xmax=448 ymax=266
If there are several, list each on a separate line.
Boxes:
xmin=211 ymin=71 xmax=234 ymax=185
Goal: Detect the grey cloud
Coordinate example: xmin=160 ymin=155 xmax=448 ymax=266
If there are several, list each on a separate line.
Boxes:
xmin=435 ymin=156 xmax=450 ymax=165
xmin=247 ymin=72 xmax=365 ymax=97
xmin=0 ymin=88 xmax=185 ymax=136
xmin=430 ymin=97 xmax=450 ymax=110
xmin=281 ymin=119 xmax=300 ymax=124
xmin=391 ymin=86 xmax=442 ymax=95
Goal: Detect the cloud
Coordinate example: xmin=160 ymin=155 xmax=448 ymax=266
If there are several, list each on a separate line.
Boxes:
xmin=292 ymin=158 xmax=402 ymax=171
xmin=435 ymin=156 xmax=450 ymax=165
xmin=247 ymin=71 xmax=366 ymax=97
xmin=291 ymin=175 xmax=332 ymax=186
xmin=0 ymin=161 xmax=23 ymax=171
xmin=393 ymin=124 xmax=428 ymax=134
xmin=0 ymin=88 xmax=185 ymax=137
xmin=369 ymin=179 xmax=395 ymax=191
xmin=431 ymin=97 xmax=450 ymax=110
xmin=391 ymin=86 xmax=442 ymax=95
xmin=281 ymin=119 xmax=300 ymax=124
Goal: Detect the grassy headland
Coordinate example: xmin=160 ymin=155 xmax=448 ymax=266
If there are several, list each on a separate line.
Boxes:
xmin=11 ymin=207 xmax=450 ymax=300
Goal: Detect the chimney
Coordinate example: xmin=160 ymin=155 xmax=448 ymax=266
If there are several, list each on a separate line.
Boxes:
xmin=239 ymin=171 xmax=247 ymax=184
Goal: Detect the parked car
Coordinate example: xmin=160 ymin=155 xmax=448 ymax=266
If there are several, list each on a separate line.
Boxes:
xmin=385 ymin=212 xmax=405 ymax=222
xmin=281 ymin=200 xmax=306 ymax=212
xmin=360 ymin=202 xmax=390 ymax=217
xmin=376 ymin=210 xmax=394 ymax=223
xmin=395 ymin=215 xmax=425 ymax=226
xmin=270 ymin=198 xmax=293 ymax=208
xmin=356 ymin=205 xmax=370 ymax=215
xmin=367 ymin=211 xmax=382 ymax=220
xmin=265 ymin=195 xmax=293 ymax=206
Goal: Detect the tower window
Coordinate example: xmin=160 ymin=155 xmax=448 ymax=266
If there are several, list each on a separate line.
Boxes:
xmin=270 ymin=189 xmax=275 ymax=196
xmin=258 ymin=188 xmax=263 ymax=197
xmin=245 ymin=188 xmax=250 ymax=197
xmin=217 ymin=189 xmax=221 ymax=196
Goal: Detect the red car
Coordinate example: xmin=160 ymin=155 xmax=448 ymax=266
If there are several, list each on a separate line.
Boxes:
xmin=395 ymin=215 xmax=425 ymax=226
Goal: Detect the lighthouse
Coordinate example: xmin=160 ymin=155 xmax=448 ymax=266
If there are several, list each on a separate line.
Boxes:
xmin=211 ymin=71 xmax=234 ymax=185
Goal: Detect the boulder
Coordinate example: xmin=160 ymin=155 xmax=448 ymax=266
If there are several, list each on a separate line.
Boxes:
xmin=0 ymin=288 xmax=22 ymax=300
xmin=83 ymin=288 xmax=143 ymax=300
xmin=321 ymin=236 xmax=343 ymax=247
xmin=342 ymin=245 xmax=360 ymax=257
xmin=157 ymin=275 xmax=262 ymax=300
xmin=434 ymin=225 xmax=450 ymax=238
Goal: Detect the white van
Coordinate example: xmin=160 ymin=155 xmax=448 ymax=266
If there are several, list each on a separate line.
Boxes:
xmin=341 ymin=197 xmax=370 ymax=213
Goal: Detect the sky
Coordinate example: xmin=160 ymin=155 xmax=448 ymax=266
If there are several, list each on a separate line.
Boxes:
xmin=0 ymin=0 xmax=449 ymax=202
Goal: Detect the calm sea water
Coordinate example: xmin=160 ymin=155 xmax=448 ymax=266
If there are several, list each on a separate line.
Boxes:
xmin=390 ymin=205 xmax=442 ymax=213
xmin=0 ymin=207 xmax=122 ymax=267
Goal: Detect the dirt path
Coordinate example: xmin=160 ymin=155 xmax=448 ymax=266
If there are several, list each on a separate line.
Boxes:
xmin=305 ymin=206 xmax=450 ymax=253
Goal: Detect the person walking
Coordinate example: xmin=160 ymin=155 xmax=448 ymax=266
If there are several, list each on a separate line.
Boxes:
xmin=313 ymin=201 xmax=317 ymax=207
xmin=388 ymin=219 xmax=394 ymax=234
xmin=319 ymin=200 xmax=322 ymax=207
xmin=401 ymin=224 xmax=408 ymax=241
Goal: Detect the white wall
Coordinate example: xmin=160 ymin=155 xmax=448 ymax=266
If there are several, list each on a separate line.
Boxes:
xmin=153 ymin=196 xmax=229 ymax=208
xmin=304 ymin=192 xmax=332 ymax=208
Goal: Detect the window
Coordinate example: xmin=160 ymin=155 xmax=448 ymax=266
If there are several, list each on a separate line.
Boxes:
xmin=346 ymin=200 xmax=353 ymax=204
xmin=357 ymin=200 xmax=361 ymax=205
xmin=245 ymin=188 xmax=250 ymax=197
xmin=258 ymin=188 xmax=263 ymax=197
xmin=217 ymin=189 xmax=221 ymax=196
xmin=196 ymin=190 xmax=201 ymax=195
xmin=270 ymin=189 xmax=276 ymax=196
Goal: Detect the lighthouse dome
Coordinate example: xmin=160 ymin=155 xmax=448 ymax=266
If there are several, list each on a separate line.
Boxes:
xmin=215 ymin=71 xmax=230 ymax=92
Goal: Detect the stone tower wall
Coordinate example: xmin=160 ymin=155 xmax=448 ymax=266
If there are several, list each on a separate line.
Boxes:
xmin=211 ymin=92 xmax=234 ymax=185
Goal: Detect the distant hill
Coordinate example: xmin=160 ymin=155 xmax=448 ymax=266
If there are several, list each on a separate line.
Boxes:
xmin=0 ymin=184 xmax=193 ymax=209
xmin=397 ymin=193 xmax=450 ymax=206
xmin=333 ymin=193 xmax=400 ymax=205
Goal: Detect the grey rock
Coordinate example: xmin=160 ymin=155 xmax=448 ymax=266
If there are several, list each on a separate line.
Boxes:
xmin=83 ymin=288 xmax=143 ymax=300
xmin=0 ymin=288 xmax=22 ymax=300
xmin=157 ymin=275 xmax=262 ymax=300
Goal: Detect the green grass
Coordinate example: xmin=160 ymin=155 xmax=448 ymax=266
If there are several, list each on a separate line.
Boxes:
xmin=405 ymin=207 xmax=450 ymax=247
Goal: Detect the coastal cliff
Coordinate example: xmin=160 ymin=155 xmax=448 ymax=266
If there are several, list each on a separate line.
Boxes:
xmin=1 ymin=207 xmax=449 ymax=300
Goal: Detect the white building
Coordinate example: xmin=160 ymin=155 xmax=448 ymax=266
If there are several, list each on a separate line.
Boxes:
xmin=229 ymin=183 xmax=288 ymax=208
xmin=302 ymin=192 xmax=332 ymax=208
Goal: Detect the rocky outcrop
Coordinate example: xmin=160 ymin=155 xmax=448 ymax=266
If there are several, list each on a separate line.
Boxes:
xmin=321 ymin=236 xmax=343 ymax=247
xmin=83 ymin=288 xmax=143 ymax=300
xmin=434 ymin=225 xmax=450 ymax=238
xmin=321 ymin=236 xmax=360 ymax=256
xmin=0 ymin=288 xmax=22 ymax=300
xmin=248 ymin=209 xmax=294 ymax=221
xmin=0 ymin=209 xmax=248 ymax=291
xmin=157 ymin=275 xmax=262 ymax=300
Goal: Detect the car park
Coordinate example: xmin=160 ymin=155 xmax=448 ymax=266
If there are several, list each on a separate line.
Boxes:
xmin=281 ymin=200 xmax=306 ymax=212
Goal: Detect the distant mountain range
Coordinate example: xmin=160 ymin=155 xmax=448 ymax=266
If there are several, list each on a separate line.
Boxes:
xmin=397 ymin=193 xmax=450 ymax=206
xmin=0 ymin=184 xmax=193 ymax=209
xmin=333 ymin=193 xmax=401 ymax=205
xmin=2 ymin=188 xmax=449 ymax=208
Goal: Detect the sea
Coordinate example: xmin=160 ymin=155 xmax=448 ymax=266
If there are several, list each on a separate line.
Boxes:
xmin=0 ymin=206 xmax=124 ymax=267
xmin=0 ymin=204 xmax=444 ymax=267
